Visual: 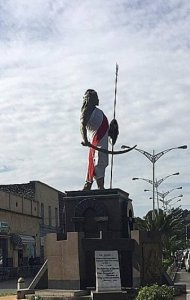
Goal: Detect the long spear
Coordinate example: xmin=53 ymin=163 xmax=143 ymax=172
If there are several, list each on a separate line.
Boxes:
xmin=110 ymin=63 xmax=119 ymax=188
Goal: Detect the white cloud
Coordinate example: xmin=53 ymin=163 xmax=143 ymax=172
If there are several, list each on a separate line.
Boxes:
xmin=0 ymin=0 xmax=189 ymax=217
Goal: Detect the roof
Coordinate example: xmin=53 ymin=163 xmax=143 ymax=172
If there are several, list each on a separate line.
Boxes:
xmin=0 ymin=182 xmax=35 ymax=200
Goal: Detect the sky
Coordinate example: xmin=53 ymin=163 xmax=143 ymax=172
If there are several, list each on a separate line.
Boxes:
xmin=0 ymin=0 xmax=189 ymax=217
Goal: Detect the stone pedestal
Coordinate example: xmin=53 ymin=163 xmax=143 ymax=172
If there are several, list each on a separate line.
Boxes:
xmin=91 ymin=291 xmax=125 ymax=300
xmin=44 ymin=189 xmax=163 ymax=291
xmin=45 ymin=232 xmax=82 ymax=289
xmin=131 ymin=230 xmax=162 ymax=286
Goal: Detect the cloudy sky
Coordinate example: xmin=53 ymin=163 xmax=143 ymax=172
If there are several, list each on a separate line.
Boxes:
xmin=0 ymin=0 xmax=189 ymax=217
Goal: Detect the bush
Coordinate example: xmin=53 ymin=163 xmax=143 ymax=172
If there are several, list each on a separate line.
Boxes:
xmin=136 ymin=284 xmax=173 ymax=300
xmin=30 ymin=296 xmax=42 ymax=300
xmin=162 ymin=258 xmax=173 ymax=271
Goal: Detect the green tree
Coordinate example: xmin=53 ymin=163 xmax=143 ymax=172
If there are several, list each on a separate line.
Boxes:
xmin=135 ymin=208 xmax=185 ymax=258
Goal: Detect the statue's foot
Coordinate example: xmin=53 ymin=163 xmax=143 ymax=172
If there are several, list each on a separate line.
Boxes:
xmin=83 ymin=181 xmax=92 ymax=190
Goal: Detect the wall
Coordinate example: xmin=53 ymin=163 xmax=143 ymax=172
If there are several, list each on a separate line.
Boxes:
xmin=34 ymin=181 xmax=60 ymax=228
xmin=0 ymin=190 xmax=38 ymax=216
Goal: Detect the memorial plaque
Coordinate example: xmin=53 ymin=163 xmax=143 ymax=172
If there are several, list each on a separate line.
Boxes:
xmin=95 ymin=250 xmax=121 ymax=291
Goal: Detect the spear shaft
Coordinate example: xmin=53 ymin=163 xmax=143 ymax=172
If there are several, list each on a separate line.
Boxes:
xmin=110 ymin=63 xmax=119 ymax=189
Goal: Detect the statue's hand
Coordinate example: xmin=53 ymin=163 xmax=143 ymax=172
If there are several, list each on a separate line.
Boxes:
xmin=81 ymin=141 xmax=90 ymax=147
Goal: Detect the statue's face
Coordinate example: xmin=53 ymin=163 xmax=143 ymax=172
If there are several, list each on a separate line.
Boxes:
xmin=90 ymin=93 xmax=99 ymax=106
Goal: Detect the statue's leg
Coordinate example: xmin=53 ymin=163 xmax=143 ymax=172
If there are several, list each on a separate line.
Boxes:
xmin=96 ymin=177 xmax=105 ymax=189
xmin=83 ymin=181 xmax=93 ymax=190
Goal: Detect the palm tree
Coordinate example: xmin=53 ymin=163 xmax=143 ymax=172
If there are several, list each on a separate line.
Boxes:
xmin=135 ymin=208 xmax=185 ymax=258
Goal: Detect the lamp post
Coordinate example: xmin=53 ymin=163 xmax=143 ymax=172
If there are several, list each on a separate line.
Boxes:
xmin=132 ymin=172 xmax=179 ymax=188
xmin=156 ymin=186 xmax=182 ymax=198
xmin=121 ymin=145 xmax=187 ymax=219
xmin=145 ymin=186 xmax=182 ymax=209
xmin=168 ymin=199 xmax=181 ymax=210
xmin=133 ymin=172 xmax=180 ymax=211
xmin=162 ymin=194 xmax=183 ymax=210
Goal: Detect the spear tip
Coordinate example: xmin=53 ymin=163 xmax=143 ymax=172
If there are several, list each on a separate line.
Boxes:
xmin=116 ymin=63 xmax=119 ymax=73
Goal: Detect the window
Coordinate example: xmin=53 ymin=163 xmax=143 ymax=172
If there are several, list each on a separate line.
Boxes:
xmin=55 ymin=208 xmax=58 ymax=228
xmin=41 ymin=203 xmax=44 ymax=224
xmin=48 ymin=206 xmax=51 ymax=226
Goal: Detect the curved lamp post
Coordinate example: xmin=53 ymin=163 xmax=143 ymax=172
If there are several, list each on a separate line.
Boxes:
xmin=168 ymin=198 xmax=181 ymax=210
xmin=132 ymin=172 xmax=179 ymax=188
xmin=122 ymin=144 xmax=187 ymax=219
xmin=145 ymin=186 xmax=182 ymax=210
xmin=156 ymin=186 xmax=182 ymax=198
xmin=164 ymin=195 xmax=183 ymax=210
xmin=133 ymin=172 xmax=180 ymax=211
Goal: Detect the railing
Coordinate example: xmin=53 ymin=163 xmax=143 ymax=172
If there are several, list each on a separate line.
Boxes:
xmin=166 ymin=262 xmax=178 ymax=281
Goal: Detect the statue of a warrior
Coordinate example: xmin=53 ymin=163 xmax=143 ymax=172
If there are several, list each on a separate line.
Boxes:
xmin=80 ymin=89 xmax=110 ymax=190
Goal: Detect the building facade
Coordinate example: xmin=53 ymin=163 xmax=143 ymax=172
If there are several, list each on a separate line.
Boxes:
xmin=0 ymin=181 xmax=64 ymax=277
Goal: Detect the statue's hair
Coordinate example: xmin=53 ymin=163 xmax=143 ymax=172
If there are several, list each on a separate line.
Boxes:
xmin=81 ymin=89 xmax=98 ymax=112
xmin=80 ymin=89 xmax=99 ymax=126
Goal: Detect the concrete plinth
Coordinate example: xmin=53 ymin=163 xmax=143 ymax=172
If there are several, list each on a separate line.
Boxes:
xmin=26 ymin=289 xmax=89 ymax=300
xmin=17 ymin=288 xmax=35 ymax=299
xmin=91 ymin=291 xmax=127 ymax=300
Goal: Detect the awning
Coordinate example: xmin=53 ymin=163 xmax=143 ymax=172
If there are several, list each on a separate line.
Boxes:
xmin=10 ymin=234 xmax=22 ymax=247
xmin=10 ymin=234 xmax=35 ymax=246
xmin=19 ymin=235 xmax=35 ymax=244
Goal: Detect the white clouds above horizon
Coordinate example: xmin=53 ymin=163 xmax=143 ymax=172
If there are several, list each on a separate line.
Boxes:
xmin=0 ymin=0 xmax=189 ymax=217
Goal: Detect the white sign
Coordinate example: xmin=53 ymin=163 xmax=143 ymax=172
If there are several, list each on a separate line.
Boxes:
xmin=95 ymin=250 xmax=121 ymax=292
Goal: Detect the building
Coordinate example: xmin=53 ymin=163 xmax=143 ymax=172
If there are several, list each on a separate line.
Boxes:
xmin=0 ymin=181 xmax=64 ymax=277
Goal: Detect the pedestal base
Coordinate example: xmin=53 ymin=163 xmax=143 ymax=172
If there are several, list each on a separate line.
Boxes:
xmin=91 ymin=291 xmax=127 ymax=300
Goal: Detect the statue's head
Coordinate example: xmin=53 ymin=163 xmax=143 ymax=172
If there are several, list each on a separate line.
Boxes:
xmin=83 ymin=89 xmax=99 ymax=106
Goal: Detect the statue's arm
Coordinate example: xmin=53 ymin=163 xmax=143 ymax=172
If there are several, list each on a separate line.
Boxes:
xmin=80 ymin=106 xmax=95 ymax=146
xmin=80 ymin=123 xmax=88 ymax=145
xmin=80 ymin=111 xmax=89 ymax=146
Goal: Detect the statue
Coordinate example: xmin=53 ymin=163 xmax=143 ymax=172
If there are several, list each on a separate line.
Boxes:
xmin=80 ymin=66 xmax=137 ymax=191
xmin=80 ymin=89 xmax=109 ymax=190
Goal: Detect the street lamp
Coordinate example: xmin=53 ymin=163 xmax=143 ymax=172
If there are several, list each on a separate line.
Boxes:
xmin=121 ymin=145 xmax=187 ymax=219
xmin=145 ymin=186 xmax=182 ymax=209
xmin=168 ymin=198 xmax=181 ymax=208
xmin=132 ymin=172 xmax=180 ymax=188
xmin=157 ymin=186 xmax=182 ymax=199
xmin=159 ymin=198 xmax=182 ymax=212
xmin=132 ymin=172 xmax=179 ymax=189
xmin=133 ymin=172 xmax=180 ymax=210
xmin=163 ymin=194 xmax=183 ymax=210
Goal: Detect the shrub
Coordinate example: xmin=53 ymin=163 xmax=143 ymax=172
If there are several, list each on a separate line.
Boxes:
xmin=30 ymin=296 xmax=42 ymax=300
xmin=162 ymin=258 xmax=174 ymax=270
xmin=136 ymin=284 xmax=173 ymax=300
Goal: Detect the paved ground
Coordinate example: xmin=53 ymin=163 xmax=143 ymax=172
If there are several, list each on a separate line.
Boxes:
xmin=175 ymin=268 xmax=190 ymax=290
xmin=0 ymin=296 xmax=16 ymax=300
xmin=175 ymin=293 xmax=190 ymax=299
xmin=0 ymin=268 xmax=190 ymax=299
xmin=0 ymin=277 xmax=33 ymax=299
xmin=174 ymin=267 xmax=190 ymax=299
